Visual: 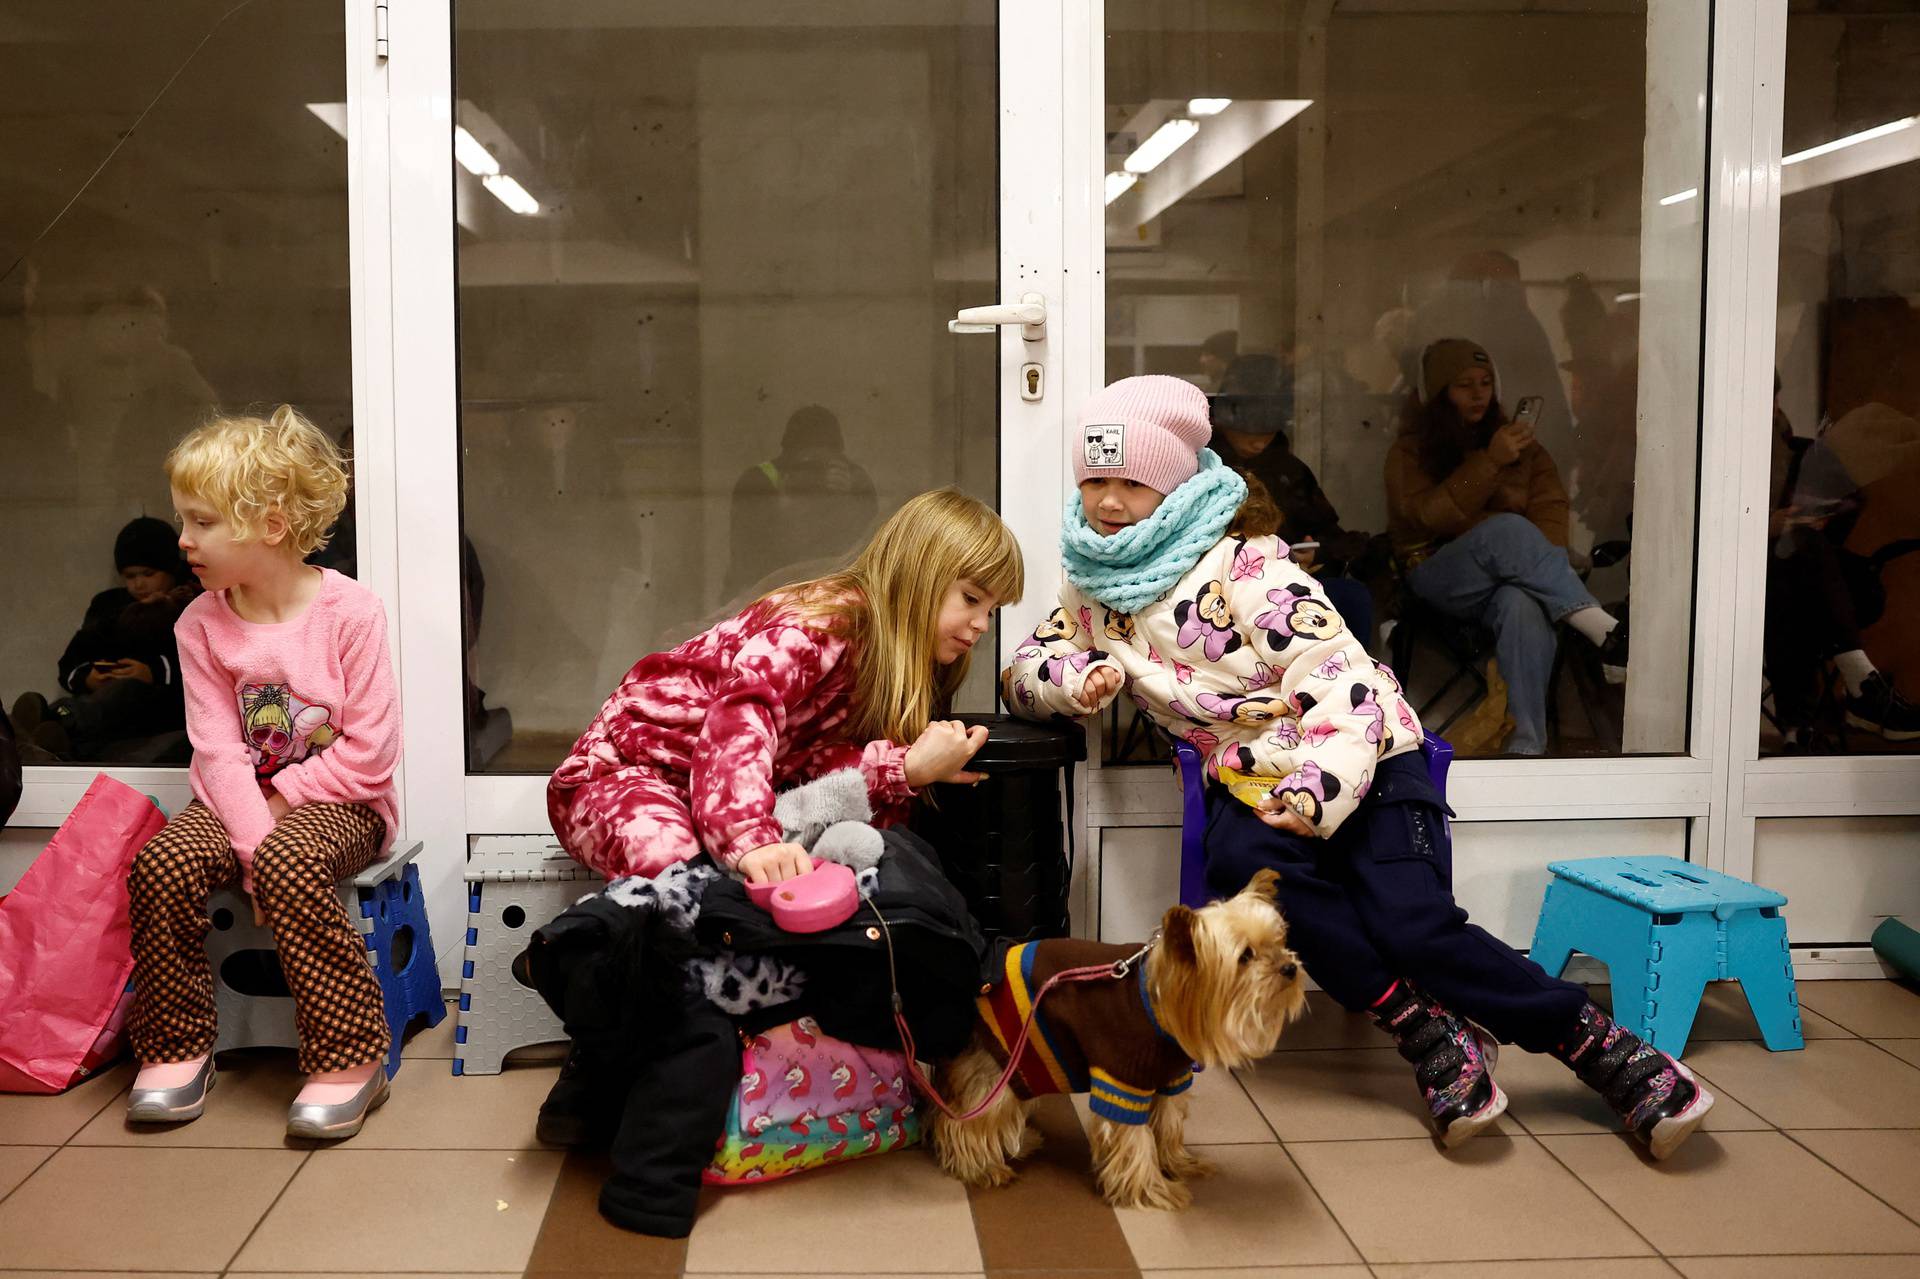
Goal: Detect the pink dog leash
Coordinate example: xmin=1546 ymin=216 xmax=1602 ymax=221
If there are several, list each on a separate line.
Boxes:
xmin=867 ymin=900 xmax=1157 ymax=1123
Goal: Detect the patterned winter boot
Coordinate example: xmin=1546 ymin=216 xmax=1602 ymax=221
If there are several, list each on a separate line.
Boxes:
xmin=1370 ymin=979 xmax=1507 ymax=1148
xmin=1555 ymin=1002 xmax=1715 ymax=1160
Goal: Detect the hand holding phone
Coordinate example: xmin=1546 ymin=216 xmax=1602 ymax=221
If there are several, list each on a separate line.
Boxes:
xmin=1490 ymin=397 xmax=1541 ymax=465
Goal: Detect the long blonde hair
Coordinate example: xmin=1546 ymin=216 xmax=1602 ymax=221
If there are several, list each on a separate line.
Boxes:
xmin=756 ymin=488 xmax=1024 ymax=745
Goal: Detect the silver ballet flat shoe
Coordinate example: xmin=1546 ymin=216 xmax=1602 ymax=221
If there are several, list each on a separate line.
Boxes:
xmin=285 ymin=1068 xmax=391 ymax=1140
xmin=127 ymin=1056 xmax=217 ymax=1124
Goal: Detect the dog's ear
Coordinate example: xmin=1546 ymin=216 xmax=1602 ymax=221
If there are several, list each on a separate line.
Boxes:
xmin=1242 ymin=867 xmax=1282 ymax=904
xmin=1160 ymin=904 xmax=1198 ymax=966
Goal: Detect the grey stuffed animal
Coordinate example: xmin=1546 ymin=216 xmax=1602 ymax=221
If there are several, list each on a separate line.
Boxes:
xmin=770 ymin=768 xmax=886 ymax=873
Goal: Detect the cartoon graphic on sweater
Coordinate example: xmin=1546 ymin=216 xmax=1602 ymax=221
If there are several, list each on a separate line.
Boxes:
xmin=240 ymin=682 xmax=338 ymax=777
xmin=1003 ymin=532 xmax=1422 ymax=837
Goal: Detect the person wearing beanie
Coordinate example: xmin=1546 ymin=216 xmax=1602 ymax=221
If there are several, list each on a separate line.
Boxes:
xmin=9 ymin=516 xmax=198 ymax=760
xmin=1207 ymin=353 xmax=1376 ymax=646
xmin=1003 ymin=375 xmax=1712 ymax=1162
xmin=1385 ymin=338 xmax=1628 ymax=757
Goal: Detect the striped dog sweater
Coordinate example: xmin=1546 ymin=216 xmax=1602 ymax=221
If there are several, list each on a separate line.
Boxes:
xmin=976 ymin=939 xmax=1197 ymax=1125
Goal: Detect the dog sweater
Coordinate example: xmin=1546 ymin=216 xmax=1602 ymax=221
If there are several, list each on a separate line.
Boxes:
xmin=977 ymin=940 xmax=1196 ymax=1125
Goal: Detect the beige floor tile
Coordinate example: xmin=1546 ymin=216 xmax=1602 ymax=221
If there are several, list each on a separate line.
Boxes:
xmin=1793 ymin=1129 xmax=1920 ymax=1221
xmin=349 ymin=1060 xmax=559 ymax=1149
xmin=1276 ymin=992 xmax=1389 ymax=1052
xmin=0 ymin=1145 xmax=54 ymax=1198
xmin=1240 ymin=1048 xmax=1521 ymax=1142
xmin=685 ymin=1149 xmax=980 ymax=1274
xmin=229 ymin=1274 xmax=520 ymax=1278
xmin=1145 ymin=1268 xmax=1369 ymax=1279
xmin=400 ymin=1000 xmax=459 ymax=1059
xmin=0 ymin=1062 xmax=134 ymax=1144
xmin=71 ymin=1052 xmax=306 ymax=1148
xmin=1373 ymin=1263 xmax=1676 ymax=1279
xmin=1799 ymin=981 xmax=1920 ymax=1038
xmin=1071 ymin=1062 xmax=1277 ymax=1145
xmin=1540 ymin=1129 xmax=1920 ymax=1256
xmin=1493 ymin=1047 xmax=1770 ymax=1136
xmin=1113 ymin=1143 xmax=1362 ymax=1270
xmin=0 ymin=1146 xmax=303 ymax=1270
xmin=1591 ymin=981 xmax=1853 ymax=1041
xmin=1672 ymin=1257 xmax=1920 ymax=1279
xmin=0 ymin=1273 xmax=217 ymax=1278
xmin=234 ymin=1148 xmax=562 ymax=1272
xmin=1686 ymin=1039 xmax=1920 ymax=1128
xmin=1878 ymin=1040 xmax=1920 ymax=1070
xmin=1288 ymin=1134 xmax=1651 ymax=1264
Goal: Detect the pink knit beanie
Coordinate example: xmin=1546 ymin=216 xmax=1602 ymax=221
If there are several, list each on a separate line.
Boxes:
xmin=1073 ymin=375 xmax=1213 ymax=495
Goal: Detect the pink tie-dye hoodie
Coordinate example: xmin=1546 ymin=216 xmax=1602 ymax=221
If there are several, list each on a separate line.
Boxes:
xmin=176 ymin=568 xmax=400 ymax=890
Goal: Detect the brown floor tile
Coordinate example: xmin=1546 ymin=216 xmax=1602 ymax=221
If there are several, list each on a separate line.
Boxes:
xmin=71 ymin=1052 xmax=307 ymax=1148
xmin=0 ymin=1144 xmax=54 ymax=1199
xmin=348 ymin=1060 xmax=559 ymax=1149
xmin=972 ymin=1095 xmax=1138 ymax=1273
xmin=1240 ymin=1048 xmax=1521 ymax=1142
xmin=1288 ymin=1134 xmax=1651 ymax=1264
xmin=1878 ymin=1040 xmax=1920 ymax=1070
xmin=1793 ymin=1129 xmax=1920 ymax=1222
xmin=1492 ymin=1047 xmax=1770 ymax=1136
xmin=1672 ymin=1258 xmax=1920 ymax=1279
xmin=1274 ymin=992 xmax=1388 ymax=1052
xmin=1540 ymin=1129 xmax=1920 ymax=1256
xmin=0 ymin=1062 xmax=134 ymax=1144
xmin=684 ymin=1148 xmax=980 ymax=1274
xmin=522 ymin=1151 xmax=689 ymax=1277
xmin=1372 ymin=1263 xmax=1675 ymax=1279
xmin=0 ymin=1145 xmax=303 ymax=1270
xmin=1113 ymin=1144 xmax=1362 ymax=1270
xmin=1799 ymin=981 xmax=1920 ymax=1039
xmin=235 ymin=1148 xmax=562 ymax=1272
xmin=1686 ymin=1039 xmax=1920 ymax=1128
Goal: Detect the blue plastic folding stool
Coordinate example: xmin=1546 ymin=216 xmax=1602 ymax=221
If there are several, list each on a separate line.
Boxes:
xmin=206 ymin=839 xmax=444 ymax=1079
xmin=1530 ymin=855 xmax=1803 ymax=1055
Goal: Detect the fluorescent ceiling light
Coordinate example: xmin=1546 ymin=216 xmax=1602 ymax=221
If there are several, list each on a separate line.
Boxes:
xmin=1614 ymin=292 xmax=1643 ymax=304
xmin=1186 ymin=98 xmax=1232 ymax=117
xmin=1124 ymin=118 xmax=1199 ymax=175
xmin=482 ymin=173 xmax=540 ymax=215
xmin=305 ymin=102 xmax=347 ymax=139
xmin=1104 ymin=171 xmax=1139 ymax=205
xmin=1660 ymin=188 xmax=1698 ymax=206
xmin=1783 ymin=116 xmax=1916 ymax=166
xmin=454 ymin=127 xmax=501 ymax=176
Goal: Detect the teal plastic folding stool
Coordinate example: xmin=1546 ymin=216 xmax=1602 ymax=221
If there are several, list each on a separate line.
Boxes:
xmin=1530 ymin=855 xmax=1804 ymax=1055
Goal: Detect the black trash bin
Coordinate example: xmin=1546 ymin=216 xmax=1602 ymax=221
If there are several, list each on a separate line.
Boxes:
xmin=913 ymin=713 xmax=1086 ymax=944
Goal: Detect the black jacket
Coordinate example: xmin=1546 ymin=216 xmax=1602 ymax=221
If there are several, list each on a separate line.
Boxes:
xmin=57 ymin=587 xmax=188 ymax=707
xmin=518 ymin=827 xmax=988 ymax=1237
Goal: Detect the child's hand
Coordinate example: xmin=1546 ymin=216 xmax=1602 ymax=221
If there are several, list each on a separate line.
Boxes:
xmin=739 ymin=842 xmax=813 ymax=884
xmin=84 ymin=665 xmax=114 ymax=693
xmin=105 ymin=658 xmax=154 ymax=684
xmin=905 ymin=720 xmax=990 ymax=788
xmin=266 ymin=791 xmax=293 ymax=824
xmin=250 ymin=894 xmax=267 ymax=927
xmin=1075 ymin=666 xmax=1124 ymax=713
xmin=1254 ymin=795 xmax=1317 ymax=837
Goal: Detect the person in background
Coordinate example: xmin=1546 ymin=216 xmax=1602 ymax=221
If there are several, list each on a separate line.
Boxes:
xmin=1197 ymin=329 xmax=1239 ymax=390
xmin=10 ymin=516 xmax=197 ymax=760
xmin=1208 ymin=353 xmax=1374 ymax=648
xmin=1386 ymin=339 xmax=1627 ymax=756
xmin=725 ymin=405 xmax=878 ymax=598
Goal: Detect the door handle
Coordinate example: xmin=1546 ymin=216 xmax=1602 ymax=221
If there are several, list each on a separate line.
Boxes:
xmin=948 ymin=292 xmax=1046 ymax=341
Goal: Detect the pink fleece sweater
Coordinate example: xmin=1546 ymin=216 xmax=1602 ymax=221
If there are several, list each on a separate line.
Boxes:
xmin=177 ymin=568 xmax=400 ymax=889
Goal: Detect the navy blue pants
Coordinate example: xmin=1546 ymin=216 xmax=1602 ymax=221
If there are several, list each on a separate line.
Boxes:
xmin=1204 ymin=751 xmax=1587 ymax=1053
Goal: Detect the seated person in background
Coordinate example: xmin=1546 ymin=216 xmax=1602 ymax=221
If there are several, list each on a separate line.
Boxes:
xmin=1209 ymin=353 xmax=1375 ymax=647
xmin=725 ymin=405 xmax=879 ymax=598
xmin=11 ymin=516 xmax=198 ymax=760
xmin=1385 ymin=339 xmax=1626 ymax=756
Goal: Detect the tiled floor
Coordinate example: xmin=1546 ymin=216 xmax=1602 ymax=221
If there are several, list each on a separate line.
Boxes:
xmin=5 ymin=980 xmax=1920 ymax=1277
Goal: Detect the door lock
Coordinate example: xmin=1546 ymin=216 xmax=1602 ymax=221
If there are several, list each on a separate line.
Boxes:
xmin=1020 ymin=362 xmax=1044 ymax=402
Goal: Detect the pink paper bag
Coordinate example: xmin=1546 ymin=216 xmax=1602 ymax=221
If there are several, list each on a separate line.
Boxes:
xmin=0 ymin=775 xmax=165 ymax=1093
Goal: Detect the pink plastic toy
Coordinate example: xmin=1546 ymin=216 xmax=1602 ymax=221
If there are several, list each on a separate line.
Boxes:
xmin=746 ymin=857 xmax=859 ymax=933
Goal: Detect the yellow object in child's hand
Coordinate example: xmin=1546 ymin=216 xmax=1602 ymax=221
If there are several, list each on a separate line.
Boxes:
xmin=1217 ymin=764 xmax=1287 ymax=811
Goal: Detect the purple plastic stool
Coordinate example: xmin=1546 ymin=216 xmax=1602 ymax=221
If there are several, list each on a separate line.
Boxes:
xmin=1174 ymin=732 xmax=1454 ymax=908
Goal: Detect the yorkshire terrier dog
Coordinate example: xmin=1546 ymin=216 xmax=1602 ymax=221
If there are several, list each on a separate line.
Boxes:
xmin=931 ymin=869 xmax=1304 ymax=1209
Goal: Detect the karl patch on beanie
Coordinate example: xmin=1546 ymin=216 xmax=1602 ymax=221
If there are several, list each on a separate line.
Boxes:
xmin=1083 ymin=421 xmax=1126 ymax=469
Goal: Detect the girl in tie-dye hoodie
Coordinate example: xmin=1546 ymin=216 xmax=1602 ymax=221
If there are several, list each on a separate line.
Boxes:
xmin=1004 ymin=376 xmax=1712 ymax=1163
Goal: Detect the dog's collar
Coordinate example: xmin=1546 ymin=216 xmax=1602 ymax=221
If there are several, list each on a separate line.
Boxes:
xmin=1132 ymin=942 xmax=1190 ymax=1050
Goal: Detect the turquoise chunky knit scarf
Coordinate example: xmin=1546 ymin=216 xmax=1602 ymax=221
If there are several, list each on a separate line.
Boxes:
xmin=1061 ymin=451 xmax=1247 ymax=614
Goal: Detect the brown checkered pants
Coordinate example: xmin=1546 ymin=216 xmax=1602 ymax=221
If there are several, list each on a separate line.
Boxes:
xmin=127 ymin=800 xmax=391 ymax=1074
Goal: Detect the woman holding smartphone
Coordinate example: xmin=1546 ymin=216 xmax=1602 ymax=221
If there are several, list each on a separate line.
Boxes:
xmin=1385 ymin=338 xmax=1627 ymax=755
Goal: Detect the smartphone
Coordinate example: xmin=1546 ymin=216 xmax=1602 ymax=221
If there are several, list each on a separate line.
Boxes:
xmin=1512 ymin=396 xmax=1543 ymax=428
